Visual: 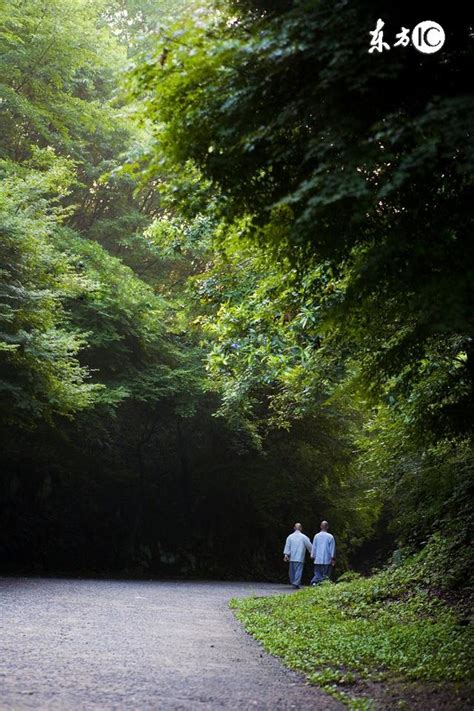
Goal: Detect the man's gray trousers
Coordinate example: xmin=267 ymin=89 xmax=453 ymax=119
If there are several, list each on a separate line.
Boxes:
xmin=289 ymin=561 xmax=304 ymax=587
xmin=311 ymin=563 xmax=332 ymax=584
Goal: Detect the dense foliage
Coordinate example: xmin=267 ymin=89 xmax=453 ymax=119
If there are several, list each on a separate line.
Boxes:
xmin=0 ymin=0 xmax=369 ymax=577
xmin=0 ymin=0 xmax=472 ymax=585
xmin=129 ymin=0 xmax=474 ymax=555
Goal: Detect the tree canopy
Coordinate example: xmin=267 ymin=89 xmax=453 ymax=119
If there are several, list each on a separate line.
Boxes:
xmin=1 ymin=0 xmax=472 ymax=581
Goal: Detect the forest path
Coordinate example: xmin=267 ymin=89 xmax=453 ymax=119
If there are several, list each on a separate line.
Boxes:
xmin=0 ymin=577 xmax=342 ymax=710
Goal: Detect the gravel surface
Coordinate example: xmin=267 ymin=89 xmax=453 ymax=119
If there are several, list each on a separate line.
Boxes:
xmin=0 ymin=577 xmax=342 ymax=710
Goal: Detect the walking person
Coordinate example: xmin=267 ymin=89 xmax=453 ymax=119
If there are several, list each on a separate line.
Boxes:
xmin=283 ymin=522 xmax=312 ymax=589
xmin=311 ymin=520 xmax=336 ymax=585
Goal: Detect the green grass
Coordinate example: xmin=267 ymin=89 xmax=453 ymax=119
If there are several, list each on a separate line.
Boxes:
xmin=231 ymin=539 xmax=473 ymax=707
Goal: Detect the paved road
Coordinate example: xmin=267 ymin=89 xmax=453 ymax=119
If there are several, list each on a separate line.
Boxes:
xmin=0 ymin=578 xmax=342 ymax=710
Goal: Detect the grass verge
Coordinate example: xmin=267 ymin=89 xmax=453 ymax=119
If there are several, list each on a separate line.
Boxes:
xmin=231 ymin=539 xmax=473 ymax=709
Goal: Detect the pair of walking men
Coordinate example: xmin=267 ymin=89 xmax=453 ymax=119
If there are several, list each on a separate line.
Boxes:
xmin=283 ymin=521 xmax=335 ymax=589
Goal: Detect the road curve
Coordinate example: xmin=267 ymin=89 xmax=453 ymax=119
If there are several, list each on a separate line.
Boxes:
xmin=0 ymin=577 xmax=342 ymax=710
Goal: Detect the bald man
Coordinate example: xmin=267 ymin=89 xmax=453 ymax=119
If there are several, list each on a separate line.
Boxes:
xmin=311 ymin=520 xmax=336 ymax=585
xmin=283 ymin=523 xmax=312 ymax=589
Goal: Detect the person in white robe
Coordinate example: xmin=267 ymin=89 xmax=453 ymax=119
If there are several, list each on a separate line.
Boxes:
xmin=311 ymin=520 xmax=336 ymax=585
xmin=283 ymin=522 xmax=312 ymax=589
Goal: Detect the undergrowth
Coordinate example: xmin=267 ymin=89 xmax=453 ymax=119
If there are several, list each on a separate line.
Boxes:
xmin=231 ymin=535 xmax=473 ymax=708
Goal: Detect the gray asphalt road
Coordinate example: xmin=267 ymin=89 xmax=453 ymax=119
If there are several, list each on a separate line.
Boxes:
xmin=0 ymin=578 xmax=342 ymax=710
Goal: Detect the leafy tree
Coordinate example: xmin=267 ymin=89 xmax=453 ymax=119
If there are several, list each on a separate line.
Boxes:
xmin=130 ymin=0 xmax=474 ymax=548
xmin=2 ymin=0 xmax=471 ymax=582
xmin=0 ymin=150 xmax=100 ymax=424
xmin=0 ymin=0 xmax=124 ymax=162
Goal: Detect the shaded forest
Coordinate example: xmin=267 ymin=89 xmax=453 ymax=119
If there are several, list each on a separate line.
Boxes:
xmin=1 ymin=0 xmax=472 ymax=583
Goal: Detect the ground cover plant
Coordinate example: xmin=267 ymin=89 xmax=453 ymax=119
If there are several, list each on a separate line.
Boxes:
xmin=232 ymin=535 xmax=473 ymax=708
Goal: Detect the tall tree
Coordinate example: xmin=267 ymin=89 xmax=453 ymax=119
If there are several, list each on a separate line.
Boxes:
xmin=130 ymin=0 xmax=474 ymax=544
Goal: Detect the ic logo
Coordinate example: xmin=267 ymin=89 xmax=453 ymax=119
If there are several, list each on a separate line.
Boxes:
xmin=411 ymin=21 xmax=445 ymax=54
